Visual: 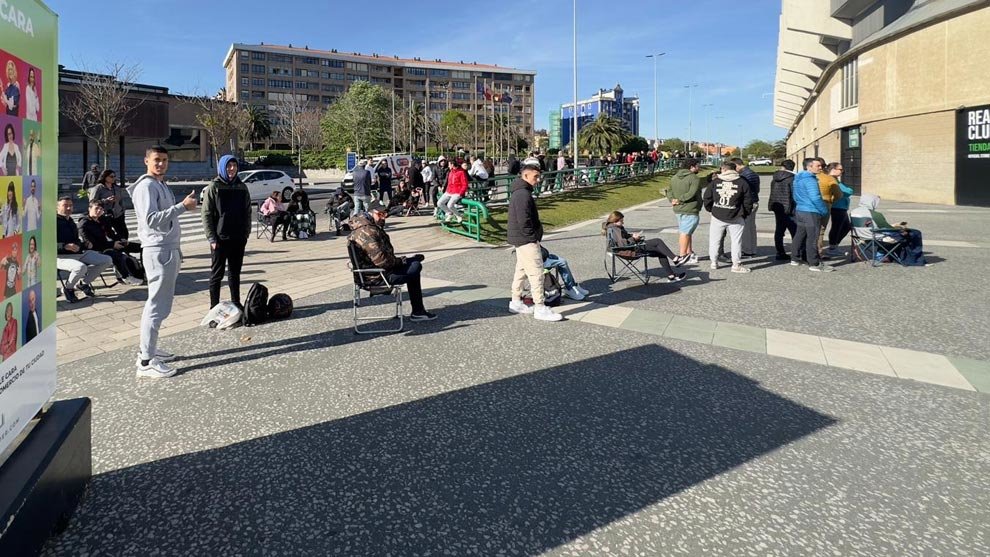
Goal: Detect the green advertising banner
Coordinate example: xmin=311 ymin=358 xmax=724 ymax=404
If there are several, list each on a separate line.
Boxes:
xmin=0 ymin=0 xmax=58 ymax=456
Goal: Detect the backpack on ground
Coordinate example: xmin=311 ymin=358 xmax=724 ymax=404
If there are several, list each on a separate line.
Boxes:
xmin=267 ymin=293 xmax=293 ymax=320
xmin=124 ymin=253 xmax=145 ymax=281
xmin=243 ymin=283 xmax=269 ymax=326
xmin=522 ymin=270 xmax=562 ymax=307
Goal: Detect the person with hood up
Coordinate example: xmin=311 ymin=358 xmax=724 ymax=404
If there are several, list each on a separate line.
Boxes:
xmin=348 ymin=201 xmax=436 ymax=321
xmin=201 ymin=154 xmax=252 ymax=310
xmin=703 ymin=161 xmax=753 ymax=273
xmin=129 ymin=145 xmax=198 ymax=378
xmin=506 ymin=157 xmax=562 ymax=322
xmin=436 ymin=159 xmax=469 ymax=223
xmin=430 ymin=156 xmax=449 ymax=207
xmin=667 ymin=158 xmax=703 ymax=264
xmin=790 ymin=158 xmax=833 ymax=272
xmin=849 ymin=194 xmax=927 ymax=266
xmin=768 ymin=159 xmax=797 ymax=260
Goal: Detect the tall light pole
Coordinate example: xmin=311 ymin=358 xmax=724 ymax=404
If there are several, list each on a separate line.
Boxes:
xmin=714 ymin=115 xmax=725 ymax=159
xmin=702 ymin=103 xmax=714 ymax=158
xmin=683 ymin=84 xmax=698 ymax=154
xmin=645 ymin=52 xmax=665 ymax=146
xmin=572 ymin=0 xmax=578 ymax=166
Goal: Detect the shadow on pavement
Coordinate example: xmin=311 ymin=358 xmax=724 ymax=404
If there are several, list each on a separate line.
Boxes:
xmin=47 ymin=345 xmax=835 ymax=555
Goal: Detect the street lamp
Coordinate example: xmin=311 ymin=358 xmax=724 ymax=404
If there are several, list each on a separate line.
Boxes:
xmin=572 ymin=0 xmax=578 ymax=166
xmin=702 ymin=103 xmax=713 ymax=159
xmin=714 ymin=115 xmax=725 ymax=159
xmin=645 ymin=52 xmax=665 ymax=146
xmin=683 ymin=84 xmax=698 ymax=153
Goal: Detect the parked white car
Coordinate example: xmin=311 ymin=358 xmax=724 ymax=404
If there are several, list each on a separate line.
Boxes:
xmin=342 ymin=153 xmax=413 ymax=191
xmin=200 ymin=169 xmax=296 ymax=204
xmin=748 ymin=157 xmax=773 ymax=166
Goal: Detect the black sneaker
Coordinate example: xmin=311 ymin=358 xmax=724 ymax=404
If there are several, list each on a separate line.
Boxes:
xmin=63 ymin=288 xmax=80 ymax=303
xmin=775 ymin=253 xmax=790 ymax=261
xmin=741 ymin=252 xmax=756 ymax=258
xmin=409 ymin=311 xmax=438 ymax=322
xmin=671 ymin=255 xmax=688 ymax=267
xmin=717 ymin=253 xmax=731 ymax=263
xmin=79 ymin=283 xmax=96 ymax=297
xmin=667 ymin=273 xmax=686 ymax=283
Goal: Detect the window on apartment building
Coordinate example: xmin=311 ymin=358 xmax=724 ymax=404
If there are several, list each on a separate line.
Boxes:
xmin=429 ymin=69 xmax=449 ymax=77
xmin=372 ymin=65 xmax=389 ymax=73
xmin=302 ymin=57 xmax=319 ymax=65
xmin=408 ymin=79 xmax=426 ymax=87
xmin=239 ymin=51 xmax=249 ymax=59
xmin=347 ymin=74 xmax=368 ymax=82
xmin=322 ymin=83 xmax=344 ymax=92
xmin=407 ymin=67 xmax=426 ymax=76
xmin=269 ymin=53 xmax=292 ymax=63
xmin=452 ymin=92 xmax=472 ymax=100
xmin=252 ymin=78 xmax=265 ymax=86
xmin=346 ymin=62 xmax=368 ymax=72
xmin=328 ymin=72 xmax=345 ymax=80
xmin=240 ymin=91 xmax=249 ymax=100
xmin=451 ymin=70 xmax=471 ymax=79
xmin=430 ymin=102 xmax=445 ymax=110
xmin=251 ymin=64 xmax=266 ymax=74
xmin=841 ymin=57 xmax=859 ymax=109
xmin=252 ymin=91 xmax=265 ymax=98
xmin=268 ymin=79 xmax=292 ymax=89
xmin=429 ymin=91 xmax=447 ymax=99
xmin=371 ymin=77 xmax=392 ymax=85
xmin=240 ymin=63 xmax=249 ymax=72
xmin=451 ymin=81 xmax=469 ymax=89
xmin=251 ymin=51 xmax=265 ymax=60
xmin=307 ymin=94 xmax=320 ymax=101
xmin=240 ymin=77 xmax=249 ymax=86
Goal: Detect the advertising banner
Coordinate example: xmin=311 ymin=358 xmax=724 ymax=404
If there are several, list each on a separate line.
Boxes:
xmin=956 ymin=104 xmax=990 ymax=207
xmin=0 ymin=0 xmax=58 ymax=457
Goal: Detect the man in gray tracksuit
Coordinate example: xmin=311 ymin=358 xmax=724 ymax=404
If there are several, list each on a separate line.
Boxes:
xmin=128 ymin=146 xmax=197 ymax=378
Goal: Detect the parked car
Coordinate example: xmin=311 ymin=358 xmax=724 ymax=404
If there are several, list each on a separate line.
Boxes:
xmin=342 ymin=153 xmax=413 ymax=191
xmin=200 ymin=169 xmax=295 ymax=204
xmin=748 ymin=157 xmax=773 ymax=166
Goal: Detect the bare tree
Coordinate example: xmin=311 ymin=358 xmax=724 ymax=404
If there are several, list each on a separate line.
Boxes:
xmin=191 ymin=90 xmax=250 ymax=164
xmin=272 ymin=94 xmax=327 ymax=182
xmin=60 ymin=62 xmax=143 ymax=168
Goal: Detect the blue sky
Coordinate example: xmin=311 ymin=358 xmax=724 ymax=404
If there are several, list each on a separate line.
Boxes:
xmin=49 ymin=0 xmax=783 ymax=147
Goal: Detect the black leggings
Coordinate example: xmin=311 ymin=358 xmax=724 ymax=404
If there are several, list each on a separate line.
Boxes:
xmin=828 ymin=207 xmax=851 ymax=247
xmin=639 ymin=238 xmax=676 ymax=276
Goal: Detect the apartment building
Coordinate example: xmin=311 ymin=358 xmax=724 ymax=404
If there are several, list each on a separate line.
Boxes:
xmin=559 ymin=84 xmax=639 ymax=148
xmin=774 ymin=0 xmax=990 ymax=206
xmin=223 ymin=43 xmax=536 ymax=150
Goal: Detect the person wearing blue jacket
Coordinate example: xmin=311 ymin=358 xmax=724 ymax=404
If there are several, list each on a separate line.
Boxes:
xmin=790 ymin=158 xmax=834 ymax=272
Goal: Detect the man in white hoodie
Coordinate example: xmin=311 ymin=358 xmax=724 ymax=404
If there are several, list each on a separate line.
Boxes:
xmin=129 ymin=146 xmax=197 ymax=378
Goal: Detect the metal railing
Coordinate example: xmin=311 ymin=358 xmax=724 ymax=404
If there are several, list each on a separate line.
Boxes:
xmin=437 ymin=198 xmax=490 ymax=242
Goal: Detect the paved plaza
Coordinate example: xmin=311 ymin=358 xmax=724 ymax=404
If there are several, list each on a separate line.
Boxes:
xmin=46 ymin=186 xmax=990 ymax=555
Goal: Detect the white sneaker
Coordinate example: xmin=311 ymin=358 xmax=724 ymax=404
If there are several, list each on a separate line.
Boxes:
xmin=533 ymin=304 xmax=563 ymax=322
xmin=154 ymin=349 xmax=177 ymax=362
xmin=508 ymin=300 xmax=534 ymax=314
xmin=688 ymin=253 xmax=699 ymax=265
xmin=123 ymin=276 xmax=144 ymax=286
xmin=710 ymin=262 xmax=718 ymax=271
xmin=136 ymin=357 xmax=177 ymax=378
xmin=444 ymin=214 xmax=453 ymax=223
xmin=574 ymin=284 xmax=590 ymax=297
xmin=563 ymin=286 xmax=585 ymax=301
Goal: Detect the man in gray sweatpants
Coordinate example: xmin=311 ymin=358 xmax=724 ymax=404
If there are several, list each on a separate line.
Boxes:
xmin=128 ymin=146 xmax=198 ymax=378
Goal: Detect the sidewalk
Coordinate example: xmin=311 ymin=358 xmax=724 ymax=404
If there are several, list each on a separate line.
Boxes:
xmin=55 ymin=215 xmax=485 ymax=364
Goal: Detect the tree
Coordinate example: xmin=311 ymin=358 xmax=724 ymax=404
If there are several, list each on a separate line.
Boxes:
xmin=620 ymin=135 xmax=650 ymax=154
xmin=578 ymin=116 xmax=629 ymax=155
xmin=191 ymin=91 xmax=250 ymax=164
xmin=272 ymin=93 xmax=326 ymax=182
xmin=772 ymin=139 xmax=787 ymax=160
xmin=60 ymin=62 xmax=143 ymax=168
xmin=439 ymin=110 xmax=472 ymax=151
xmin=743 ymin=139 xmax=775 ymax=159
xmin=661 ymin=137 xmax=685 ymax=153
xmin=323 ymin=82 xmax=393 ymax=156
xmin=245 ymin=104 xmax=272 ymax=149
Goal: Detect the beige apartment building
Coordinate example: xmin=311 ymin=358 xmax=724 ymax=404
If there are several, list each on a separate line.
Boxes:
xmin=774 ymin=0 xmax=990 ymax=206
xmin=223 ymin=43 xmax=536 ymax=151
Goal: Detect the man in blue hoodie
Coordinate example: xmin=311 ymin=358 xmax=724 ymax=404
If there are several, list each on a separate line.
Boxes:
xmin=129 ymin=146 xmax=198 ymax=378
xmin=790 ymin=158 xmax=834 ymax=272
xmin=201 ymin=154 xmax=252 ymax=310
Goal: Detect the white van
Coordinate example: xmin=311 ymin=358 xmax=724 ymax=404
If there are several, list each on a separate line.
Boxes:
xmin=342 ymin=153 xmax=414 ymax=190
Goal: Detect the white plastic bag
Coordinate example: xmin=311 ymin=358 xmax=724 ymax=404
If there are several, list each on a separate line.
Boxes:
xmin=200 ymin=301 xmax=243 ymax=330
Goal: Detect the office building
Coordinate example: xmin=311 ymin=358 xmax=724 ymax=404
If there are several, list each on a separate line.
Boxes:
xmin=774 ymin=0 xmax=990 ymax=206
xmin=548 ymin=109 xmax=561 ymax=150
xmin=560 ymin=85 xmax=639 ymax=148
xmin=223 ymin=43 xmax=536 ymax=150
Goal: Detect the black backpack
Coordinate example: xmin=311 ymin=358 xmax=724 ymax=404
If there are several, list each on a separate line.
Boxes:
xmin=267 ymin=293 xmax=293 ymax=320
xmin=243 ymin=283 xmax=269 ymax=326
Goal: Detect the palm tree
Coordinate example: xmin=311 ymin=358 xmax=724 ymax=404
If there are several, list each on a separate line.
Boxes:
xmin=245 ymin=104 xmax=272 ymax=150
xmin=579 ymin=116 xmax=629 ymax=155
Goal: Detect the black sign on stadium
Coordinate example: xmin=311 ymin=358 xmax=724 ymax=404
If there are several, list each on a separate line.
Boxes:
xmin=956 ymin=104 xmax=990 ymax=206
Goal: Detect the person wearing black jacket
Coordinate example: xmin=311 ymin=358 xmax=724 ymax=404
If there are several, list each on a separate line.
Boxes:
xmin=506 ymin=157 xmax=561 ymax=322
xmin=55 ymin=196 xmax=113 ymax=302
xmin=431 ymin=157 xmax=450 ymax=207
xmin=507 ymin=154 xmax=521 ymax=175
xmin=201 ymin=154 xmax=252 ymax=309
xmin=78 ymin=200 xmax=144 ymax=285
xmin=768 ymin=160 xmax=797 ymax=260
xmin=703 ymin=161 xmax=753 ymax=273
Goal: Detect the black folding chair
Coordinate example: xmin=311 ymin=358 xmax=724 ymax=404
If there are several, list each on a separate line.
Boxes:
xmin=346 ymin=240 xmax=404 ymax=334
xmin=603 ymin=230 xmax=650 ymax=285
xmin=850 ymin=215 xmax=904 ymax=266
xmin=255 ymin=206 xmax=273 ymax=241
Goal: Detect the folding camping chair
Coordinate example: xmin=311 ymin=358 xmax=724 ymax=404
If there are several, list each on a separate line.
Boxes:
xmin=849 ymin=215 xmax=904 ymax=266
xmin=346 ymin=240 xmax=404 ymax=334
xmin=255 ymin=205 xmax=273 ymax=241
xmin=603 ymin=230 xmax=650 ymax=285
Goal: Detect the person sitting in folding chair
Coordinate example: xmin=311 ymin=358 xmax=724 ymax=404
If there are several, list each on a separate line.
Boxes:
xmin=287 ymin=189 xmax=316 ymax=239
xmin=850 ymin=194 xmax=927 ymax=266
xmin=386 ymin=180 xmax=419 ymax=217
xmin=349 ymin=201 xmax=437 ymax=321
xmin=603 ymin=210 xmax=687 ymax=283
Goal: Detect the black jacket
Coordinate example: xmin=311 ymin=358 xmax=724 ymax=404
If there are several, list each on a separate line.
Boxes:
xmin=506 ymin=178 xmax=543 ymax=246
xmin=768 ymin=170 xmax=795 ymax=214
xmin=78 ymin=216 xmax=115 ymax=252
xmin=201 ymin=176 xmax=252 ymax=243
xmin=738 ymin=167 xmax=761 ymax=202
xmin=703 ymin=171 xmax=753 ymax=222
xmin=407 ymin=166 xmax=424 ymax=190
xmin=507 ymin=158 xmax=521 ymax=175
xmin=57 ymin=214 xmax=83 ymax=254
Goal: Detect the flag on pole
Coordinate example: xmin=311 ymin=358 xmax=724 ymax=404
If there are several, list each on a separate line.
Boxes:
xmin=502 ymin=92 xmax=513 ymax=104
